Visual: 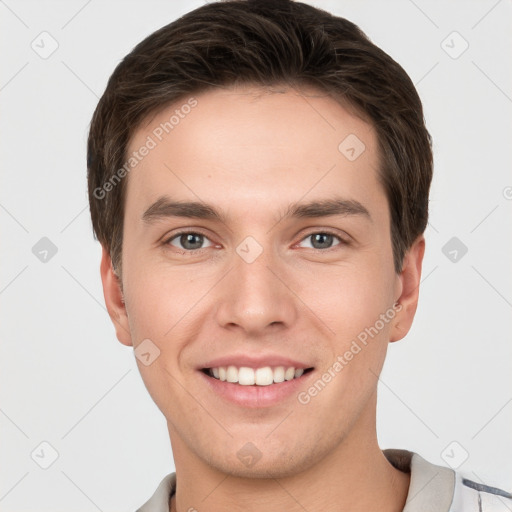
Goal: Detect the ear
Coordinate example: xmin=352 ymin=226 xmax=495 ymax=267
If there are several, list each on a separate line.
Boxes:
xmin=99 ymin=245 xmax=133 ymax=346
xmin=389 ymin=235 xmax=425 ymax=343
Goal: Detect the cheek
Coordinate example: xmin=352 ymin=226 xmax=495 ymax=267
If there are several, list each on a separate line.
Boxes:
xmin=123 ymin=255 xmax=199 ymax=340
xmin=122 ymin=257 xmax=213 ymax=404
xmin=294 ymin=271 xmax=394 ymax=426
xmin=293 ymin=259 xmax=396 ymax=342
xmin=122 ymin=263 xmax=197 ymax=412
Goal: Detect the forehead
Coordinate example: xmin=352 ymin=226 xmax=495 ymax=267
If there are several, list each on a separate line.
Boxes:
xmin=132 ymin=84 xmax=375 ymax=153
xmin=124 ymin=85 xmax=384 ymax=223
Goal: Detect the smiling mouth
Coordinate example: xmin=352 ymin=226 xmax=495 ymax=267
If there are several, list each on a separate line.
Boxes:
xmin=201 ymin=365 xmax=314 ymax=386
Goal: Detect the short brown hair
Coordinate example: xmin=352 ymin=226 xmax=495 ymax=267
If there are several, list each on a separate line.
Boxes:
xmin=87 ymin=0 xmax=432 ymax=274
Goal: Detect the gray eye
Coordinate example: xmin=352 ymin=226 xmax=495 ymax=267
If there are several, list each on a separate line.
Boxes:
xmin=169 ymin=232 xmax=213 ymax=251
xmin=299 ymin=233 xmax=341 ymax=250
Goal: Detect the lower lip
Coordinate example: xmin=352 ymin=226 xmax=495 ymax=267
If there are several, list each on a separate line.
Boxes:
xmin=199 ymin=370 xmax=314 ymax=408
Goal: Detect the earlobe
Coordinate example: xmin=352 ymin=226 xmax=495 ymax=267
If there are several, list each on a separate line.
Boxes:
xmin=389 ymin=235 xmax=425 ymax=343
xmin=99 ymin=246 xmax=133 ymax=346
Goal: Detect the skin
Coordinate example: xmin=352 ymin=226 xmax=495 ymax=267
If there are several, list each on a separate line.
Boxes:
xmin=100 ymin=84 xmax=425 ymax=512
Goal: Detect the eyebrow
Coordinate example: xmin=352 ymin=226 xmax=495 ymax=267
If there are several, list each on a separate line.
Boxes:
xmin=142 ymin=196 xmax=371 ymax=224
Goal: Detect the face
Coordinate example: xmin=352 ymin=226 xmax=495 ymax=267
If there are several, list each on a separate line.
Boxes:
xmin=101 ymin=85 xmax=423 ymax=478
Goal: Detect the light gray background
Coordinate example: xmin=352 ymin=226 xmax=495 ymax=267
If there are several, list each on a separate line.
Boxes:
xmin=1 ymin=0 xmax=511 ymax=510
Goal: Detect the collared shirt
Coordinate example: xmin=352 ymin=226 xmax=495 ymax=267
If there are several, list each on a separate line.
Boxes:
xmin=136 ymin=449 xmax=512 ymax=511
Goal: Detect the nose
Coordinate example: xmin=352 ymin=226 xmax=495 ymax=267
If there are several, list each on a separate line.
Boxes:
xmin=214 ymin=240 xmax=298 ymax=336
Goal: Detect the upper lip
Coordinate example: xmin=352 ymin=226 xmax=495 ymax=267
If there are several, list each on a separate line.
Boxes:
xmin=198 ymin=354 xmax=314 ymax=370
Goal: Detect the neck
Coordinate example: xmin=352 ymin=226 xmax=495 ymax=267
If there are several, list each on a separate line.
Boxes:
xmin=168 ymin=396 xmax=410 ymax=512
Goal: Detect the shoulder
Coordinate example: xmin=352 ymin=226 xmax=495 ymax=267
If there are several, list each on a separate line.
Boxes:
xmin=384 ymin=449 xmax=511 ymax=512
xmin=135 ymin=473 xmax=176 ymax=512
xmin=451 ymin=473 xmax=512 ymax=512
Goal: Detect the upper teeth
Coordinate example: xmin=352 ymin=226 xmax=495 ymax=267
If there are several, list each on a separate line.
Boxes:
xmin=210 ymin=366 xmax=305 ymax=386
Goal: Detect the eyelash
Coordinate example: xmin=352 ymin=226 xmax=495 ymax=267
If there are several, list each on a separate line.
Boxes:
xmin=163 ymin=229 xmax=349 ymax=254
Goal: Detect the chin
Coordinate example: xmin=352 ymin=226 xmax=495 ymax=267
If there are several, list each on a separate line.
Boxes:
xmin=203 ymin=435 xmax=329 ymax=480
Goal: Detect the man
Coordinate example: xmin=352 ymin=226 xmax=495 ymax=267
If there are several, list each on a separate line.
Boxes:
xmin=87 ymin=1 xmax=511 ymax=510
